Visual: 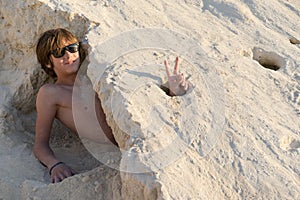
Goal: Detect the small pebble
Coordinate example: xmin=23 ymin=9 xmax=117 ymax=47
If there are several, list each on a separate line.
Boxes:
xmin=82 ymin=176 xmax=90 ymax=182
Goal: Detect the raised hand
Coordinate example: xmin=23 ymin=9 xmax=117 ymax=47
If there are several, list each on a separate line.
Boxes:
xmin=164 ymin=57 xmax=190 ymax=96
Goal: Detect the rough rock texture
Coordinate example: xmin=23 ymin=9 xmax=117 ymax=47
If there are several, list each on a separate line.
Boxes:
xmin=0 ymin=0 xmax=300 ymax=199
xmin=0 ymin=0 xmax=120 ymax=199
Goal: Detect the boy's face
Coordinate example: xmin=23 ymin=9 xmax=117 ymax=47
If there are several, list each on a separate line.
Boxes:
xmin=49 ymin=39 xmax=80 ymax=77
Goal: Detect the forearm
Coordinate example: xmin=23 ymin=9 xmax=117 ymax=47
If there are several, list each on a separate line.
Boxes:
xmin=33 ymin=143 xmax=60 ymax=169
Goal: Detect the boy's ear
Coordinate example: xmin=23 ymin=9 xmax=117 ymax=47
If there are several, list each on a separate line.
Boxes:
xmin=47 ymin=59 xmax=53 ymax=68
xmin=46 ymin=64 xmax=51 ymax=68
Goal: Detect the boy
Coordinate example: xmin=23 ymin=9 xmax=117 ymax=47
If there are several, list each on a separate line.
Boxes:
xmin=34 ymin=28 xmax=189 ymax=183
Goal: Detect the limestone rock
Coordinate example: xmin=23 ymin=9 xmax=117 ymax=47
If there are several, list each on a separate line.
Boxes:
xmin=0 ymin=0 xmax=300 ymax=199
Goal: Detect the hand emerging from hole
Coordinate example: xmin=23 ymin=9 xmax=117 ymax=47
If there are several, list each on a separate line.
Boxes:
xmin=164 ymin=57 xmax=190 ymax=96
xmin=50 ymin=162 xmax=76 ymax=183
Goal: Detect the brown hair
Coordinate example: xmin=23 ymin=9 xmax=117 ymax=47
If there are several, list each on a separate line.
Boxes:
xmin=36 ymin=28 xmax=87 ymax=78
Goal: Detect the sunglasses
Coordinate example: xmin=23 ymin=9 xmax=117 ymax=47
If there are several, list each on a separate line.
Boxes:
xmin=50 ymin=43 xmax=79 ymax=58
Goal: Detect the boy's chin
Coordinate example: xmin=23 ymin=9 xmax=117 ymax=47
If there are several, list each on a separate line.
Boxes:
xmin=64 ymin=64 xmax=80 ymax=75
xmin=66 ymin=61 xmax=80 ymax=69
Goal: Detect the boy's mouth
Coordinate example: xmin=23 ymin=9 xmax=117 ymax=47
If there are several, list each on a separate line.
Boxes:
xmin=65 ymin=58 xmax=78 ymax=65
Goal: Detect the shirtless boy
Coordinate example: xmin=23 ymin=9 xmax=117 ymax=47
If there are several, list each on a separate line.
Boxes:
xmin=34 ymin=28 xmax=189 ymax=183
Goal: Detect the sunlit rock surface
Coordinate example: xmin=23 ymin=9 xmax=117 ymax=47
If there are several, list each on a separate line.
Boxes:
xmin=0 ymin=0 xmax=299 ymax=199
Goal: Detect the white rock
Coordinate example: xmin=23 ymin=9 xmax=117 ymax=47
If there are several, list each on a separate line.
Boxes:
xmin=0 ymin=0 xmax=300 ymax=199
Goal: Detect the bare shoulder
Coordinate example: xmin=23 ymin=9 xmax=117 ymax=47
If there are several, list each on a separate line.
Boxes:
xmin=38 ymin=83 xmax=62 ymax=92
xmin=37 ymin=83 xmax=65 ymax=105
xmin=37 ymin=83 xmax=73 ymax=109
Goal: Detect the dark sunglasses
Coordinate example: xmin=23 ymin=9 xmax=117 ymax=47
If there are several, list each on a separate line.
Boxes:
xmin=50 ymin=43 xmax=79 ymax=58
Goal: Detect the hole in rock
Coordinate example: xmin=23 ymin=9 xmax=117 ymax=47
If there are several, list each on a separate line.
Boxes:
xmin=160 ymin=82 xmax=189 ymax=97
xmin=160 ymin=82 xmax=171 ymax=96
xmin=252 ymin=47 xmax=284 ymax=71
xmin=289 ymin=37 xmax=300 ymax=45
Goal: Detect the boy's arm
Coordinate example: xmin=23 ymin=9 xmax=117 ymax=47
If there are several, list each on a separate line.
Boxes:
xmin=34 ymin=85 xmax=58 ymax=167
xmin=34 ymin=85 xmax=75 ymax=183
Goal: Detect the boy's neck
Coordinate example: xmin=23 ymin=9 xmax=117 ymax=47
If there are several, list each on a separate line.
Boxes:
xmin=55 ymin=74 xmax=77 ymax=86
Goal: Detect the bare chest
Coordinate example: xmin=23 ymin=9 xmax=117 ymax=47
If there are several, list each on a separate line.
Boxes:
xmin=55 ymin=85 xmax=101 ymax=133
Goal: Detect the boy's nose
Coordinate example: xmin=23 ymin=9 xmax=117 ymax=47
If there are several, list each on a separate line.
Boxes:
xmin=64 ymin=50 xmax=72 ymax=58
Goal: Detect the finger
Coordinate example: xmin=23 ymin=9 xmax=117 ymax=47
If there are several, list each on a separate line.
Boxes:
xmin=54 ymin=176 xmax=61 ymax=183
xmin=164 ymin=60 xmax=171 ymax=78
xmin=178 ymin=76 xmax=184 ymax=85
xmin=62 ymin=170 xmax=72 ymax=178
xmin=71 ymin=169 xmax=77 ymax=175
xmin=174 ymin=56 xmax=179 ymax=75
xmin=184 ymin=81 xmax=189 ymax=91
xmin=59 ymin=173 xmax=66 ymax=181
xmin=64 ymin=170 xmax=72 ymax=177
xmin=180 ymin=73 xmax=185 ymax=86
